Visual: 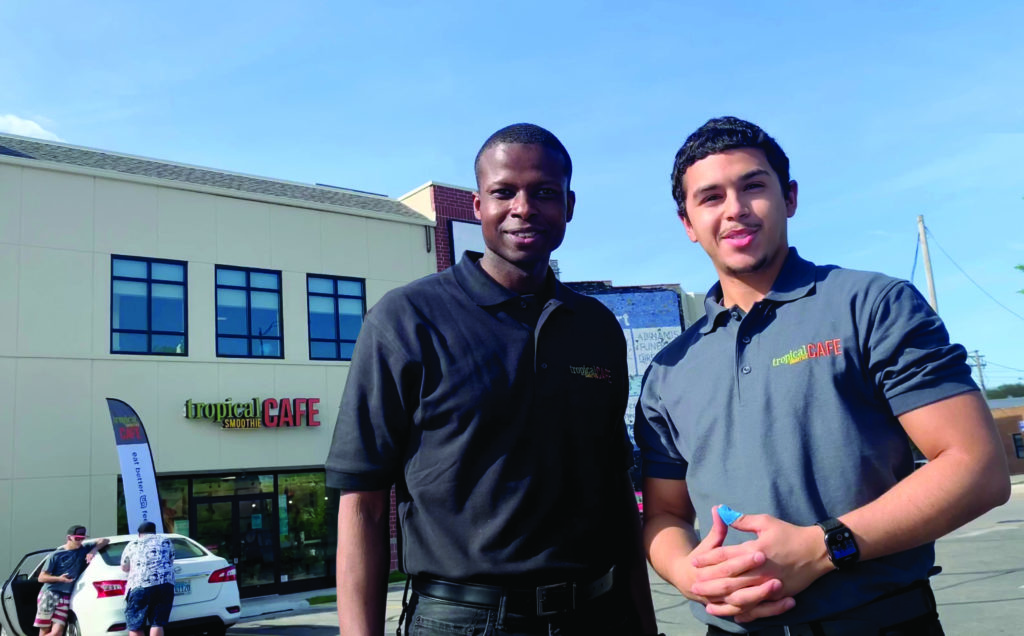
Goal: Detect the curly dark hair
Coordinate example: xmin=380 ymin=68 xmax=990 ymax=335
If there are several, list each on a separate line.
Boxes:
xmin=671 ymin=116 xmax=791 ymax=218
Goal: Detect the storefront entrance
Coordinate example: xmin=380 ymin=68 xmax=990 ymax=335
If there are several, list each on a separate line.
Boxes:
xmin=192 ymin=494 xmax=278 ymax=595
xmin=118 ymin=470 xmax=336 ymax=598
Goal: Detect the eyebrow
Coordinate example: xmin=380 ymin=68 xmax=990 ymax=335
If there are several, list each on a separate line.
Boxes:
xmin=690 ymin=168 xmax=772 ymax=198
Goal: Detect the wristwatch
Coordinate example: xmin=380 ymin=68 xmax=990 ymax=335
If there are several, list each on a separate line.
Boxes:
xmin=816 ymin=517 xmax=859 ymax=569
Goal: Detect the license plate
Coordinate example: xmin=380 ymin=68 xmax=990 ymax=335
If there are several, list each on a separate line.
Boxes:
xmin=174 ymin=581 xmax=191 ymax=596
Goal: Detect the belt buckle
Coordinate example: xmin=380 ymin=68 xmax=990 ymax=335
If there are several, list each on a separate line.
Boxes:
xmin=536 ymin=581 xmax=575 ymax=616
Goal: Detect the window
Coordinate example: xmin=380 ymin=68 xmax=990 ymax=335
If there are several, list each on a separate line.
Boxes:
xmin=1014 ymin=433 xmax=1024 ymax=460
xmin=111 ymin=256 xmax=187 ymax=355
xmin=307 ymin=275 xmax=365 ymax=360
xmin=216 ymin=266 xmax=283 ymax=358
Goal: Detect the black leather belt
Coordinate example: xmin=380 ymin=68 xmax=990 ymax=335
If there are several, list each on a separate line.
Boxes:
xmin=411 ymin=567 xmax=614 ymax=617
xmin=707 ymin=580 xmax=938 ymax=636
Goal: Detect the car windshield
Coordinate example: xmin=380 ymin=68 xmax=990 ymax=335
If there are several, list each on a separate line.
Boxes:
xmin=99 ymin=538 xmax=207 ymax=566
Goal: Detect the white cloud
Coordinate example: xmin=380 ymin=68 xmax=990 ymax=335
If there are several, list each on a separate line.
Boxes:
xmin=0 ymin=114 xmax=62 ymax=141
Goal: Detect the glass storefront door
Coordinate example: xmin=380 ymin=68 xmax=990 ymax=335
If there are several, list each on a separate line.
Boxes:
xmin=191 ymin=495 xmax=278 ymax=596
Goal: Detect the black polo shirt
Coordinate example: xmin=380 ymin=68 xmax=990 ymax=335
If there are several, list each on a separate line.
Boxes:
xmin=326 ymin=252 xmax=632 ymax=585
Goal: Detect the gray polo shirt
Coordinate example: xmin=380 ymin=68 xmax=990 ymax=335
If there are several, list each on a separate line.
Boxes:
xmin=327 ymin=253 xmax=633 ymax=586
xmin=636 ymin=248 xmax=977 ymax=631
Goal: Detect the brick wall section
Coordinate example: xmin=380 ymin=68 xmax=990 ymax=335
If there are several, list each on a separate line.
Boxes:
xmin=432 ymin=185 xmax=477 ymax=271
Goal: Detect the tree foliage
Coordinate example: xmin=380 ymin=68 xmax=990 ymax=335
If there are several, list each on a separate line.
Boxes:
xmin=989 ymin=382 xmax=1024 ymax=399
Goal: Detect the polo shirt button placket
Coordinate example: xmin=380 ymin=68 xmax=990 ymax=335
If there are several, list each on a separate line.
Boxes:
xmin=741 ymin=365 xmax=751 ymax=374
xmin=741 ymin=336 xmax=751 ymax=344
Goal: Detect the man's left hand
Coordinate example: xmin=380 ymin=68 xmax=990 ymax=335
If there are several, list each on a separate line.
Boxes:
xmin=690 ymin=514 xmax=832 ymax=622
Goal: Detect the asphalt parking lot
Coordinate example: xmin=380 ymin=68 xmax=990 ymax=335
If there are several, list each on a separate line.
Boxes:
xmin=230 ymin=482 xmax=1024 ymax=635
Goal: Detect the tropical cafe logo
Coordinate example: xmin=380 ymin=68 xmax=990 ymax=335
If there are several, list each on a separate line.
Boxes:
xmin=569 ymin=365 xmax=613 ymax=382
xmin=772 ymin=338 xmax=843 ymax=367
xmin=184 ymin=397 xmax=321 ymax=429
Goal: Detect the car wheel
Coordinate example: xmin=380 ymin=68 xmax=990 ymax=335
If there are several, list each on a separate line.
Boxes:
xmin=65 ymin=615 xmax=82 ymax=636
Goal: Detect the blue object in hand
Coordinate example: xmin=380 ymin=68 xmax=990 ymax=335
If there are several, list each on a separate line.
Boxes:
xmin=718 ymin=505 xmax=743 ymax=526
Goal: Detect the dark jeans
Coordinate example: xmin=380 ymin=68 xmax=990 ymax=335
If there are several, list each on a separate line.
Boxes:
xmin=125 ymin=582 xmax=174 ymax=630
xmin=402 ymin=592 xmax=630 ymax=636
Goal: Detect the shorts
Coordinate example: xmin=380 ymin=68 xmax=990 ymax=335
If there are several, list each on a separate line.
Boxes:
xmin=34 ymin=589 xmax=70 ymax=627
xmin=125 ymin=583 xmax=175 ymax=630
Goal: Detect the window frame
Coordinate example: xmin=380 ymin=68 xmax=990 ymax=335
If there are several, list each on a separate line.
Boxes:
xmin=110 ymin=254 xmax=188 ymax=356
xmin=215 ymin=265 xmax=284 ymax=359
xmin=306 ymin=274 xmax=366 ymax=361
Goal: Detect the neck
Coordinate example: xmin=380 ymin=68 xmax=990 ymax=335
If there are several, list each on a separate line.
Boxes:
xmin=718 ymin=252 xmax=789 ymax=312
xmin=479 ymin=253 xmax=549 ymax=295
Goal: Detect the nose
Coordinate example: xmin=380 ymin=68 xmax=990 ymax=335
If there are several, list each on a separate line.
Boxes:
xmin=722 ymin=190 xmax=748 ymax=220
xmin=510 ymin=191 xmax=535 ymax=218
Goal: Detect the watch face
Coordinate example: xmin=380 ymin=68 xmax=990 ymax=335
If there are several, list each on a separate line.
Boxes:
xmin=826 ymin=529 xmax=858 ymax=561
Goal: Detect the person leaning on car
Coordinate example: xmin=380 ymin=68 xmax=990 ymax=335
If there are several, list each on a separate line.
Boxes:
xmin=120 ymin=521 xmax=175 ymax=636
xmin=35 ymin=524 xmax=109 ymax=636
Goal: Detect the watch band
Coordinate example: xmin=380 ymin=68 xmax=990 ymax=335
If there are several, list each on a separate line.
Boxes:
xmin=816 ymin=517 xmax=844 ymax=533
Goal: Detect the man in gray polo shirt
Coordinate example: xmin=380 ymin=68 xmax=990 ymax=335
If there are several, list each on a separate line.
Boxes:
xmin=636 ymin=116 xmax=1010 ymax=635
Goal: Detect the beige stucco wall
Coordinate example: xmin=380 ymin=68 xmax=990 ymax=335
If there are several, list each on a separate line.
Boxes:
xmin=0 ymin=159 xmax=434 ymax=575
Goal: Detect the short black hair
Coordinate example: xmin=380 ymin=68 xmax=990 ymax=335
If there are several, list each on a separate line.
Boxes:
xmin=474 ymin=123 xmax=572 ymax=188
xmin=671 ymin=116 xmax=792 ymax=218
xmin=138 ymin=521 xmax=157 ymax=534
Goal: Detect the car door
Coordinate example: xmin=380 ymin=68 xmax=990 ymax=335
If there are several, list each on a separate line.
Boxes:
xmin=1 ymin=549 xmax=54 ymax=636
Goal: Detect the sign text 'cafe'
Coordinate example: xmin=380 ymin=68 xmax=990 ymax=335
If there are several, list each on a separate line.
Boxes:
xmin=184 ymin=397 xmax=321 ymax=429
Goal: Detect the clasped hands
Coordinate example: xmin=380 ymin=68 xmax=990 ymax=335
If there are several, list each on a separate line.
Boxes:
xmin=677 ymin=506 xmax=831 ymax=623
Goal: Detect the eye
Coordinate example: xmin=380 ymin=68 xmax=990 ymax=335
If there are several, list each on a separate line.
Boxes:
xmin=536 ymin=188 xmax=559 ymax=199
xmin=700 ymin=193 xmax=722 ymax=205
xmin=491 ymin=188 xmax=513 ymax=199
xmin=744 ymin=182 xmax=765 ymax=191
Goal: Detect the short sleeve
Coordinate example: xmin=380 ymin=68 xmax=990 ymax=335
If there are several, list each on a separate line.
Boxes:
xmin=635 ymin=364 xmax=688 ymax=480
xmin=325 ymin=312 xmax=419 ymax=491
xmin=120 ymin=543 xmax=132 ymax=569
xmin=41 ymin=552 xmax=56 ymax=574
xmin=867 ymin=281 xmax=977 ymax=416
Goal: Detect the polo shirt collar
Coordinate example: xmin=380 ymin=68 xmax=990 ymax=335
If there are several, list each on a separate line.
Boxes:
xmin=699 ymin=248 xmax=816 ymax=334
xmin=453 ymin=251 xmax=573 ymax=310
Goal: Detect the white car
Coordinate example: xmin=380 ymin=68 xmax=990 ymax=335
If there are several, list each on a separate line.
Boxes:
xmin=1 ymin=534 xmax=240 ymax=636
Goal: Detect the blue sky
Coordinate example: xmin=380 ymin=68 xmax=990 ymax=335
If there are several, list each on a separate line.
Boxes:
xmin=3 ymin=1 xmax=1023 ymax=387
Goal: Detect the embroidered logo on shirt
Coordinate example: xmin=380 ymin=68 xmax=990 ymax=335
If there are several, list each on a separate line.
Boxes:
xmin=569 ymin=365 xmax=612 ymax=381
xmin=771 ymin=338 xmax=842 ymax=367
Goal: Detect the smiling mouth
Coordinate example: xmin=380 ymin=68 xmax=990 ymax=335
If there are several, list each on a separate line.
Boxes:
xmin=507 ymin=229 xmax=542 ymax=238
xmin=722 ymin=227 xmax=757 ymax=247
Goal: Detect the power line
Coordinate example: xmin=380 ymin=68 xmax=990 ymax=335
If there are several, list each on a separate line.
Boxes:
xmin=925 ymin=227 xmax=1024 ymax=323
xmin=987 ymin=360 xmax=1024 ymax=373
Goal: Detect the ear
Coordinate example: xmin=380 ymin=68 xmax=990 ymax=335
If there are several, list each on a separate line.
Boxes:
xmin=681 ymin=212 xmax=698 ymax=243
xmin=785 ymin=180 xmax=798 ymax=218
xmin=565 ymin=190 xmax=575 ymax=223
xmin=472 ymin=191 xmax=482 ymax=221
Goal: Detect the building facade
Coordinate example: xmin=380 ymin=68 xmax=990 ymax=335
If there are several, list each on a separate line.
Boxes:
xmin=0 ymin=134 xmax=435 ymax=595
xmin=990 ymin=398 xmax=1024 ymax=475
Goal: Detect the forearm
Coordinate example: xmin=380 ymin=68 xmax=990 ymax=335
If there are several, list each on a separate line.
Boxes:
xmin=336 ymin=490 xmax=390 ymax=636
xmin=38 ymin=572 xmax=63 ymax=583
xmin=842 ymin=445 xmax=1010 ymax=562
xmin=643 ymin=510 xmax=700 ymax=594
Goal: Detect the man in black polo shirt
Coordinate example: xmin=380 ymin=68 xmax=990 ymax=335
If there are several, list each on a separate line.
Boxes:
xmin=328 ymin=123 xmax=657 ymax=635
xmin=637 ymin=116 xmax=1010 ymax=635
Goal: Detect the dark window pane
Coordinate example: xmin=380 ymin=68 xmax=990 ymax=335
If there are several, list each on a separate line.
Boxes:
xmin=250 ymin=291 xmax=280 ymax=336
xmin=253 ymin=338 xmax=281 ymax=357
xmin=112 ymin=259 xmax=147 ymax=279
xmin=310 ymin=341 xmax=337 ymax=359
xmin=308 ymin=277 xmax=333 ymax=294
xmin=113 ymin=280 xmax=148 ymax=330
xmin=152 ymin=284 xmax=185 ymax=332
xmin=152 ymin=334 xmax=185 ymax=355
xmin=309 ymin=296 xmax=335 ymax=339
xmin=217 ymin=289 xmax=248 ymax=335
xmin=337 ymin=280 xmax=363 ymax=297
xmin=151 ymin=262 xmax=184 ymax=282
xmin=338 ymin=313 xmax=363 ymax=340
xmin=216 ymin=268 xmax=246 ymax=286
xmin=250 ymin=272 xmax=279 ymax=290
xmin=218 ymin=337 xmax=248 ymax=356
xmin=339 ymin=342 xmax=356 ymax=360
xmin=113 ymin=332 xmax=148 ymax=352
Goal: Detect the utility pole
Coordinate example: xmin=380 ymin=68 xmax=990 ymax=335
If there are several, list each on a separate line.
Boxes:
xmin=971 ymin=350 xmax=989 ymax=401
xmin=917 ymin=215 xmax=938 ymax=313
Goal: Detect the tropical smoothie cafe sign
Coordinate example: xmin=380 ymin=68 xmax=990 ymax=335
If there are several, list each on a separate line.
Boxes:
xmin=184 ymin=398 xmax=321 ymax=429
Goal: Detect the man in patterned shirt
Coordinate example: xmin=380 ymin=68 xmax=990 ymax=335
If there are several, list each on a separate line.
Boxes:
xmin=120 ymin=521 xmax=175 ymax=636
